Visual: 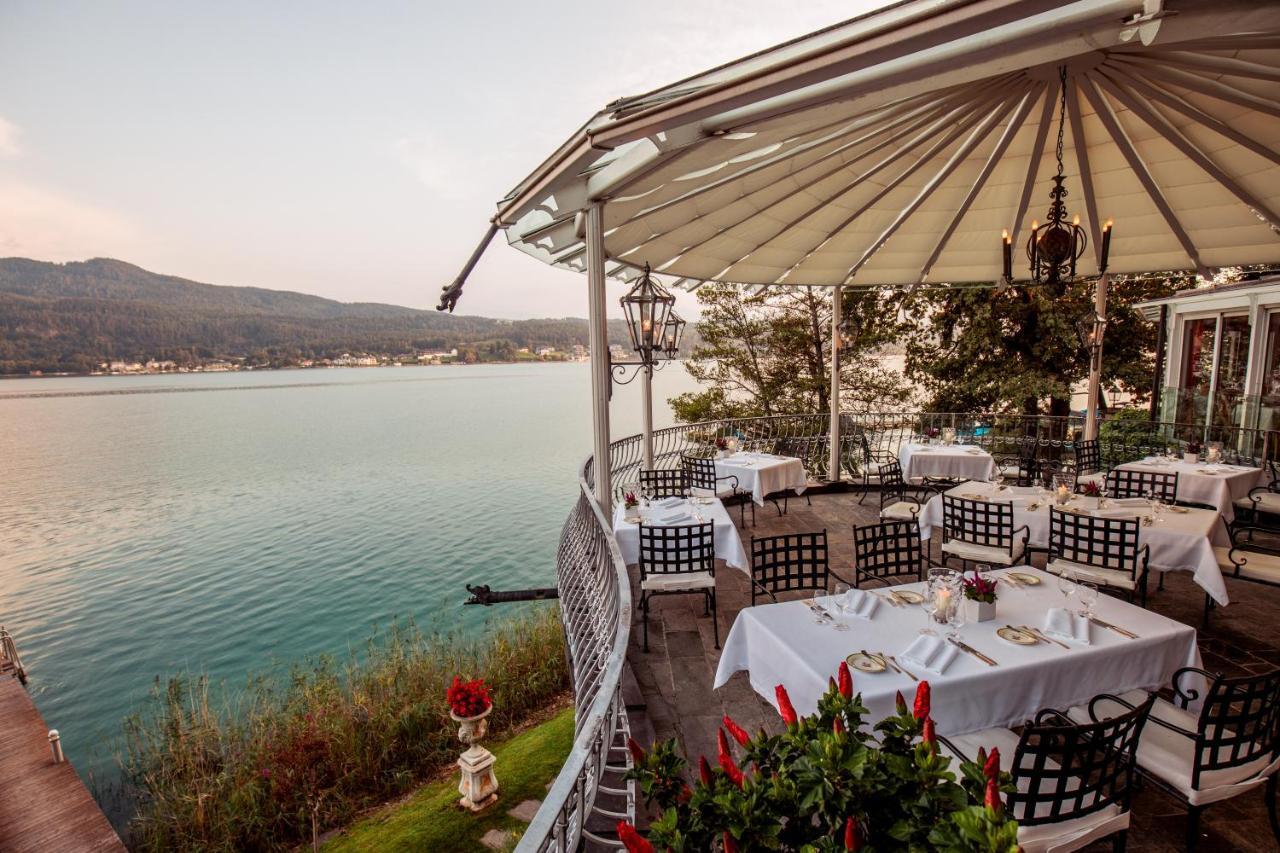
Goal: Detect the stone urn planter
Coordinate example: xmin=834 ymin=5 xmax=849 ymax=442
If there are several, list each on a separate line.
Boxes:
xmin=452 ymin=706 xmax=498 ymax=811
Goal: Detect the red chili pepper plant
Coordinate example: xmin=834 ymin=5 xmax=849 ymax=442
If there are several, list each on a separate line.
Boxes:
xmin=446 ymin=676 xmax=491 ymax=718
xmin=621 ymin=667 xmax=1018 ymax=851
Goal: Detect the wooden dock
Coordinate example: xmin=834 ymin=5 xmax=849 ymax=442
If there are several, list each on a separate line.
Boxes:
xmin=0 ymin=677 xmax=126 ymax=852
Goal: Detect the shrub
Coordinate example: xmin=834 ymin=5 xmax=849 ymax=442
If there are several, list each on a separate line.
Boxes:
xmin=121 ymin=606 xmax=568 ymax=851
xmin=622 ymin=665 xmax=1019 ymax=852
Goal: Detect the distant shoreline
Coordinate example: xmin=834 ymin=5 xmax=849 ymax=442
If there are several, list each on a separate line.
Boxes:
xmin=0 ymin=359 xmax=601 ymax=381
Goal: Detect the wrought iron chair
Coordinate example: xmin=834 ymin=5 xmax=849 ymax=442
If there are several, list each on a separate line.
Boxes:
xmin=1206 ymin=524 xmax=1280 ymax=625
xmin=1234 ymin=460 xmax=1280 ymax=530
xmin=681 ymin=454 xmax=751 ymax=526
xmin=877 ymin=458 xmax=938 ymax=523
xmin=1046 ymin=507 xmax=1150 ymax=605
xmin=940 ymin=494 xmax=1029 ymax=568
xmin=638 ymin=522 xmax=717 ymax=652
xmin=1073 ymin=437 xmax=1106 ymax=489
xmin=1105 ymin=468 xmax=1178 ymax=504
xmin=852 ymin=520 xmax=933 ymax=587
xmin=942 ymin=693 xmax=1155 ymax=853
xmin=1068 ymin=668 xmax=1280 ymax=852
xmin=767 ymin=436 xmax=817 ymax=514
xmin=639 ymin=468 xmax=688 ymax=499
xmin=749 ymin=530 xmax=849 ymax=605
xmin=995 ymin=438 xmax=1040 ymax=487
xmin=854 ymin=431 xmax=898 ymax=505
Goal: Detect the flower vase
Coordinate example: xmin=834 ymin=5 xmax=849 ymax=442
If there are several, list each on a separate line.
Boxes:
xmin=624 ymin=503 xmax=639 ymax=520
xmin=966 ymin=598 xmax=996 ymax=623
xmin=1081 ymin=496 xmax=1099 ymax=511
xmin=451 ymin=706 xmax=498 ymax=811
xmin=717 ymin=449 xmax=728 ymax=459
xmin=1183 ymin=452 xmax=1199 ymax=464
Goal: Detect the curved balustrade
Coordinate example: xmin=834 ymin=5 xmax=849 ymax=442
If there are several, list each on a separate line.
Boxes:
xmin=519 ymin=409 xmax=1276 ymax=851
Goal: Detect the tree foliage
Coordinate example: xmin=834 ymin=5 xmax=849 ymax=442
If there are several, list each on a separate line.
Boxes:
xmin=669 ymin=284 xmax=912 ymax=423
xmin=898 ymin=273 xmax=1187 ymax=416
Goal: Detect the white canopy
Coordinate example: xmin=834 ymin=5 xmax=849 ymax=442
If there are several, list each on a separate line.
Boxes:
xmin=490 ymin=0 xmax=1280 ymax=292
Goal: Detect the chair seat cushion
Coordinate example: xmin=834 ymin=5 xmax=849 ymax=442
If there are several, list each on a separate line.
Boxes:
xmin=1044 ymin=558 xmax=1137 ymax=592
xmin=1235 ymin=491 xmax=1280 ymax=515
xmin=1215 ymin=546 xmax=1280 ymax=585
xmin=1076 ymin=471 xmax=1106 ymax=486
xmin=941 ymin=539 xmax=1024 ymax=566
xmin=943 ymin=728 xmax=1128 ymax=851
xmin=1069 ymin=690 xmax=1280 ymax=806
xmin=691 ymin=486 xmax=740 ymax=500
xmin=881 ymin=501 xmax=921 ymax=521
xmin=641 ymin=571 xmax=715 ymax=592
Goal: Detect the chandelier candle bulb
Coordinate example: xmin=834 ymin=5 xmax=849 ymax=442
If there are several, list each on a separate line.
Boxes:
xmin=1002 ymin=229 xmax=1012 ymax=281
xmin=1100 ymin=220 xmax=1114 ymax=272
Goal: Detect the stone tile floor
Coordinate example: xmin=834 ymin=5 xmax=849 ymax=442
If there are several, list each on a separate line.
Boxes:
xmin=623 ymin=488 xmax=1280 ymax=851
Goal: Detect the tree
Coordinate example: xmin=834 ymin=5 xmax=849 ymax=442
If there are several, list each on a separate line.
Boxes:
xmin=897 ymin=273 xmax=1186 ymax=418
xmin=669 ymin=285 xmax=912 ymax=423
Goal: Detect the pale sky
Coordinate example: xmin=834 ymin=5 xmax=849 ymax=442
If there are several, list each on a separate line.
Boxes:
xmin=0 ymin=1 xmax=885 ymax=319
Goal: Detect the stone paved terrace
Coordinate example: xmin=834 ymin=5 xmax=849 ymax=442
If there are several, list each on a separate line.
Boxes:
xmin=621 ymin=487 xmax=1280 ymax=852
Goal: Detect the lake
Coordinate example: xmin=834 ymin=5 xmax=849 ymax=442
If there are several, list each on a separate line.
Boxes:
xmin=0 ymin=363 xmax=701 ymax=801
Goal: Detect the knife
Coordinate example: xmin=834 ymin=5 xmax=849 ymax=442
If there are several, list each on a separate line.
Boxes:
xmin=1021 ymin=624 xmax=1069 ymax=650
xmin=947 ymin=636 xmax=998 ymax=666
xmin=1088 ymin=616 xmax=1139 ymax=639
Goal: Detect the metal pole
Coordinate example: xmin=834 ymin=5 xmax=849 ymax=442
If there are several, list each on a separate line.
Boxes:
xmin=828 ymin=284 xmax=842 ymax=482
xmin=641 ymin=365 xmax=654 ymax=469
xmin=1083 ymin=273 xmax=1109 ymax=441
xmin=586 ymin=204 xmax=613 ymax=515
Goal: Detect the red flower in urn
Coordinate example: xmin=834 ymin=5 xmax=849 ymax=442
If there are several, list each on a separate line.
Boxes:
xmin=446 ymin=676 xmax=491 ymax=718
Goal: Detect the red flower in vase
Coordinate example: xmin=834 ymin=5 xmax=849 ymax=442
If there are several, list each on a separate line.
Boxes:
xmin=446 ymin=676 xmax=491 ymax=718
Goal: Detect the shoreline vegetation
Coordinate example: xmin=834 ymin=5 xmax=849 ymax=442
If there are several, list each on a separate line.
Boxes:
xmin=120 ymin=606 xmax=568 ymax=852
xmin=1 ymin=356 xmax=600 ymax=381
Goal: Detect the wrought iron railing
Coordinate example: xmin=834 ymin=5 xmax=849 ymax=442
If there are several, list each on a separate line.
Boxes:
xmin=521 ymin=408 xmax=1277 ymax=851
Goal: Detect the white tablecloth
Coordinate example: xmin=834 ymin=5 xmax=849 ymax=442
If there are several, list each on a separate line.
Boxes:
xmin=899 ymin=443 xmax=997 ymax=483
xmin=714 ymin=566 xmax=1202 ymax=734
xmin=917 ymin=482 xmax=1231 ymax=605
xmin=715 ymin=452 xmax=807 ymax=506
xmin=613 ymin=497 xmax=749 ymax=571
xmin=1116 ymin=458 xmax=1260 ymax=522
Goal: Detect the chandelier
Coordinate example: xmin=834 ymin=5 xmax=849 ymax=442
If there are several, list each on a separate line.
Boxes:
xmin=619 ymin=263 xmax=676 ymax=367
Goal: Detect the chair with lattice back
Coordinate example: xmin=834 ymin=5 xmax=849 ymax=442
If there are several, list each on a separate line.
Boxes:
xmin=1047 ymin=507 xmax=1151 ymax=605
xmin=638 ymin=522 xmax=717 ymax=652
xmin=1073 ymin=438 xmax=1105 ymax=489
xmin=639 ymin=468 xmax=688 ymax=499
xmin=1106 ymin=468 xmax=1178 ymax=503
xmin=942 ymin=692 xmax=1155 ymax=853
xmin=682 ymin=454 xmax=750 ymax=526
xmin=750 ymin=530 xmax=847 ymax=605
xmin=877 ymin=459 xmax=938 ymax=523
xmin=1068 ymin=667 xmax=1280 ymax=852
xmin=852 ymin=520 xmax=929 ymax=588
xmin=940 ymin=494 xmax=1029 ymax=568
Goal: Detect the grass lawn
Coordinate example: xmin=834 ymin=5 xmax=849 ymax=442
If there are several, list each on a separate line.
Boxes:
xmin=322 ymin=704 xmax=575 ymax=852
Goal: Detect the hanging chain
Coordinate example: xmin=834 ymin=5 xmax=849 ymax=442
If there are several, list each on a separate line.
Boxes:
xmin=1054 ymin=65 xmax=1068 ymax=175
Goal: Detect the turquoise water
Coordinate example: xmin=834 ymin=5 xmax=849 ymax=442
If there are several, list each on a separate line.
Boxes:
xmin=0 ymin=363 xmax=699 ymax=801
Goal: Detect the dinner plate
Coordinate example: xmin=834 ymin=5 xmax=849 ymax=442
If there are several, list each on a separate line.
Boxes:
xmin=622 ymin=517 xmax=642 ymax=524
xmin=997 ymin=626 xmax=1037 ymax=645
xmin=1166 ymin=505 xmax=1190 ymax=514
xmin=846 ymin=652 xmax=887 ymax=673
xmin=1007 ymin=571 xmax=1041 ymax=585
xmin=960 ymin=492 xmax=988 ymax=500
xmin=890 ymin=589 xmax=924 ymax=605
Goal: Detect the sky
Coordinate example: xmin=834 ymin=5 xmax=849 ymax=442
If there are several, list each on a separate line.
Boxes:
xmin=0 ymin=0 xmax=885 ymax=320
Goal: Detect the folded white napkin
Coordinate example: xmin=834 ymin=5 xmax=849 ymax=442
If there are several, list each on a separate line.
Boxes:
xmin=658 ymin=511 xmax=693 ymax=524
xmin=901 ymin=634 xmax=959 ymax=674
xmin=1092 ymin=507 xmax=1140 ymax=518
xmin=1043 ymin=608 xmax=1090 ymax=644
xmin=1112 ymin=497 xmax=1149 ymax=506
xmin=654 ymin=496 xmax=683 ymax=509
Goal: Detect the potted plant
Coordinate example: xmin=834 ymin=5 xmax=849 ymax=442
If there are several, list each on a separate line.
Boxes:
xmin=962 ymin=573 xmax=998 ymax=622
xmin=1079 ymin=479 xmax=1103 ymax=510
xmin=1185 ymin=440 xmax=1202 ymax=465
xmin=623 ymin=491 xmax=640 ymax=520
xmin=924 ymin=426 xmax=940 ymax=444
xmin=715 ymin=436 xmax=729 ymax=458
xmin=447 ymin=676 xmax=498 ymax=810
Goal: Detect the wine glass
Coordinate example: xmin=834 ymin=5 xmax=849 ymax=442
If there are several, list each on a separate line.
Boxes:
xmin=811 ymin=588 xmax=831 ymax=625
xmin=1057 ymin=569 xmax=1077 ymax=611
xmin=1076 ymin=581 xmax=1099 ymax=619
xmin=946 ymin=584 xmax=967 ymax=640
xmin=831 ymin=582 xmax=852 ymax=631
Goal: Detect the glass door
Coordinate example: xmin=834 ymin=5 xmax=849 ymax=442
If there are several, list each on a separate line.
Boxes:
xmin=1174 ymin=317 xmax=1216 ymax=432
xmin=1212 ymin=314 xmax=1252 ymax=433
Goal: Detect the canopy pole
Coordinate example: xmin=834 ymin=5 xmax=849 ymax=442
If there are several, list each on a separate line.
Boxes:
xmin=586 ymin=204 xmax=613 ymax=514
xmin=1149 ymin=304 xmax=1168 ymax=422
xmin=642 ymin=365 xmax=654 ymax=470
xmin=828 ymin=284 xmax=842 ymax=483
xmin=438 ymin=222 xmax=499 ymax=312
xmin=1083 ymin=273 xmax=1109 ymax=441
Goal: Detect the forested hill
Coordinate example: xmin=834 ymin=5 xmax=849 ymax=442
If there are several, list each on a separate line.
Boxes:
xmin=0 ymin=258 xmax=636 ymax=374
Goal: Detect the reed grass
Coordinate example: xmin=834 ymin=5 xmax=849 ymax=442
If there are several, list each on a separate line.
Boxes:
xmin=120 ymin=606 xmax=569 ymax=852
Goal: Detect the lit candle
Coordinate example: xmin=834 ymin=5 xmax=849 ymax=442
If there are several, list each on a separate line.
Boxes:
xmin=1001 ymin=229 xmax=1012 ymax=281
xmin=1100 ymin=219 xmax=1113 ymax=273
xmin=934 ymin=586 xmax=952 ymax=614
xmin=1057 ymin=484 xmax=1070 ymax=504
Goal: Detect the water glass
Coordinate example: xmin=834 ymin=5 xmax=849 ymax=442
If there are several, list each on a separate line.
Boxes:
xmin=811 ymin=589 xmax=831 ymax=625
xmin=1076 ymin=581 xmax=1099 ymax=618
xmin=1057 ymin=570 xmax=1077 ymax=609
xmin=832 ymin=582 xmax=852 ymax=631
xmin=946 ymin=590 xmax=967 ymax=640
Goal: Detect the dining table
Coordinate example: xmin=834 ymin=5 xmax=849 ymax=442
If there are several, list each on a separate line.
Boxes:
xmin=1114 ymin=456 xmax=1261 ymax=521
xmin=916 ymin=481 xmax=1232 ymax=604
xmin=898 ymin=442 xmax=998 ymax=483
xmin=714 ymin=451 xmax=807 ymax=506
xmin=713 ymin=566 xmax=1202 ymax=734
xmin=612 ymin=495 xmax=749 ymax=571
